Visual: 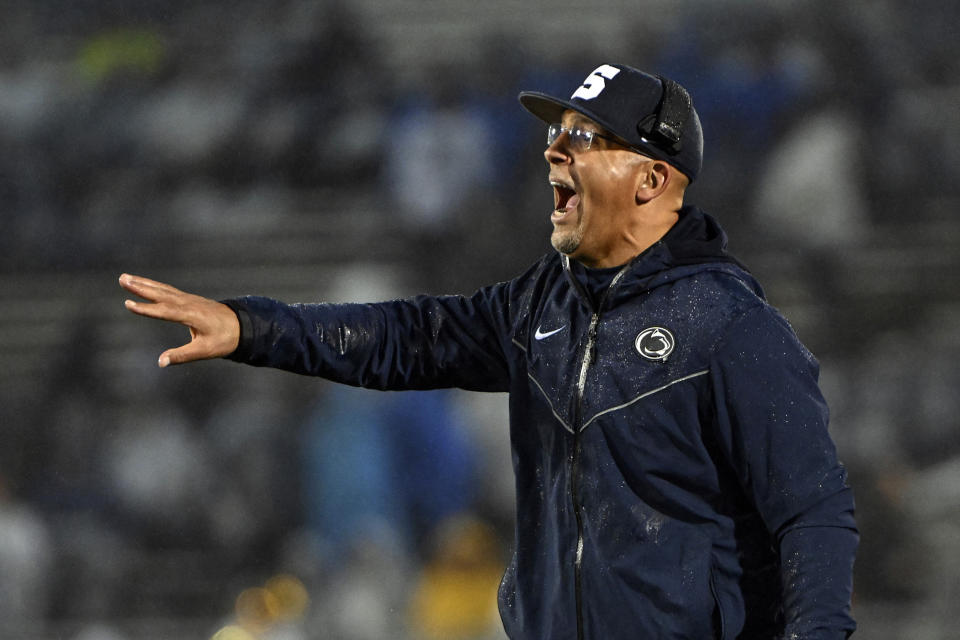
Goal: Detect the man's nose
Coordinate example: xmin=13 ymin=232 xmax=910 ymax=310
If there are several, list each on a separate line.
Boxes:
xmin=544 ymin=136 xmax=571 ymax=165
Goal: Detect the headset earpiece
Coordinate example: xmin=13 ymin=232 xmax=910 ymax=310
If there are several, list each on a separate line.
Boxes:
xmin=636 ymin=76 xmax=690 ymax=154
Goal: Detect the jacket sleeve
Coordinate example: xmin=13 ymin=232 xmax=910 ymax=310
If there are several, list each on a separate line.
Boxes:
xmin=221 ymin=282 xmax=515 ymax=393
xmin=709 ymin=304 xmax=858 ymax=639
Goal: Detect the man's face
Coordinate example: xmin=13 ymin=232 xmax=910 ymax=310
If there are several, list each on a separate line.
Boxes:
xmin=545 ymin=110 xmax=645 ymax=268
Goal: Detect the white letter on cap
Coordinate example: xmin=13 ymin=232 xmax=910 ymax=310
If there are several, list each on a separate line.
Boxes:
xmin=571 ymin=64 xmax=621 ymax=101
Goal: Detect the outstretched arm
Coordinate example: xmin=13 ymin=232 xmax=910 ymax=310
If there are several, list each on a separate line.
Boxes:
xmin=119 ymin=273 xmax=240 ymax=367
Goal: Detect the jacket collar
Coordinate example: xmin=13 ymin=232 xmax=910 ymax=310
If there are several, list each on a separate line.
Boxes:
xmin=561 ymin=205 xmax=762 ymax=310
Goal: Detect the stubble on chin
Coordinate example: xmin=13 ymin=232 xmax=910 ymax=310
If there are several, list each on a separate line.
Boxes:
xmin=551 ymin=226 xmax=582 ymax=255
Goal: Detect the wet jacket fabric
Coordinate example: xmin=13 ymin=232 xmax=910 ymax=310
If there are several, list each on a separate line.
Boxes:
xmin=224 ymin=206 xmax=858 ymax=639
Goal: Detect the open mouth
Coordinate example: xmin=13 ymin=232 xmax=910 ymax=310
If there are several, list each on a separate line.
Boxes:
xmin=551 ymin=180 xmax=579 ymax=214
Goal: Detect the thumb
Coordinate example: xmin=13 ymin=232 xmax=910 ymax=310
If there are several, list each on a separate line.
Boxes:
xmin=157 ymin=343 xmax=205 ymax=368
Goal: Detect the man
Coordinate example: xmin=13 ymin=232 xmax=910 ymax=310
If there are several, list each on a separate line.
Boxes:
xmin=120 ymin=64 xmax=857 ymax=639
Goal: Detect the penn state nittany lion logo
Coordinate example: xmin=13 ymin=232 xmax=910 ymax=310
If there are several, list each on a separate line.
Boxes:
xmin=635 ymin=327 xmax=675 ymax=362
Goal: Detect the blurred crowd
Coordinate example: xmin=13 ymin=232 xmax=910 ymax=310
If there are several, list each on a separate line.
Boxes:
xmin=1 ymin=0 xmax=959 ymax=638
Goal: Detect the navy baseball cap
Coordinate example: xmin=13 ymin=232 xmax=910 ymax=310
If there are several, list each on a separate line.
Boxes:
xmin=519 ymin=64 xmax=703 ymax=182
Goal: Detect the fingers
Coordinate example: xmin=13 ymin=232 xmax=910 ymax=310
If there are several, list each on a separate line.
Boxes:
xmin=119 ymin=273 xmax=181 ymax=293
xmin=123 ymin=297 xmax=188 ymax=323
xmin=119 ymin=273 xmax=184 ymax=302
xmin=119 ymin=273 xmax=241 ymax=367
xmin=120 ymin=273 xmax=202 ymax=324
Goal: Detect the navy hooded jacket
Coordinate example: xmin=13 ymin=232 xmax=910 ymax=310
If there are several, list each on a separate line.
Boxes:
xmin=224 ymin=206 xmax=858 ymax=639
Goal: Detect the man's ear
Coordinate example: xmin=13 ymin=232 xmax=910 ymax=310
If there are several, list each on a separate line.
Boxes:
xmin=635 ymin=160 xmax=672 ymax=204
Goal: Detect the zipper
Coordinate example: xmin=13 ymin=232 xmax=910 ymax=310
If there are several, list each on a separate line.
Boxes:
xmin=569 ymin=262 xmax=631 ymax=640
xmin=571 ymin=312 xmax=599 ymax=640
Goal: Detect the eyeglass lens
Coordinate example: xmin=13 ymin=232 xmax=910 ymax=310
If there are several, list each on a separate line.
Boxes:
xmin=547 ymin=124 xmax=594 ymax=151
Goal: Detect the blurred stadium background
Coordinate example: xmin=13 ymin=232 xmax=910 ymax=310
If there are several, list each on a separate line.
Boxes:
xmin=1 ymin=0 xmax=959 ymax=638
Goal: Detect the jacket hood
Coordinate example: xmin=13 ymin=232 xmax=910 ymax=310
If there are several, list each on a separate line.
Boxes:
xmin=664 ymin=205 xmax=743 ymax=268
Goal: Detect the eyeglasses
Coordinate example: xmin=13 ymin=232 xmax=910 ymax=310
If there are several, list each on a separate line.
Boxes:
xmin=547 ymin=123 xmax=647 ymax=156
xmin=549 ymin=123 xmax=634 ymax=153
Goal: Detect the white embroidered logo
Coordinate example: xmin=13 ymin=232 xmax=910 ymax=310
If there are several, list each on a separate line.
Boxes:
xmin=635 ymin=327 xmax=675 ymax=361
xmin=571 ymin=64 xmax=621 ymax=101
xmin=535 ymin=325 xmax=566 ymax=340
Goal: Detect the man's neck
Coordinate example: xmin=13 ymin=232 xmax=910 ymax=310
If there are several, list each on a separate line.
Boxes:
xmin=585 ymin=212 xmax=679 ymax=268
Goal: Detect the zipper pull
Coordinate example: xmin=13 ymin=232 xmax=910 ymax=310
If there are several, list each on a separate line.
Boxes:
xmin=588 ymin=326 xmax=598 ymax=363
xmin=577 ymin=313 xmax=601 ymax=401
xmin=586 ymin=314 xmax=599 ymax=365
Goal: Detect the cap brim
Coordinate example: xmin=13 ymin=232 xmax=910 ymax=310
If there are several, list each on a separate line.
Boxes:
xmin=518 ymin=92 xmax=574 ymax=125
xmin=519 ymin=92 xmax=624 ymax=139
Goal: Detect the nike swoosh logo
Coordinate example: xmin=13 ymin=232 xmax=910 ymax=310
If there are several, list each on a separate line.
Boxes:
xmin=535 ymin=325 xmax=565 ymax=340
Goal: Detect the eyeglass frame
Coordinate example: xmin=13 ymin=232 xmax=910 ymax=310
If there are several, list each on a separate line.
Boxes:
xmin=546 ymin=123 xmax=651 ymax=157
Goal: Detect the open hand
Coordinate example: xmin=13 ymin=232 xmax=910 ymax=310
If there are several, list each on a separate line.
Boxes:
xmin=119 ymin=273 xmax=240 ymax=367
